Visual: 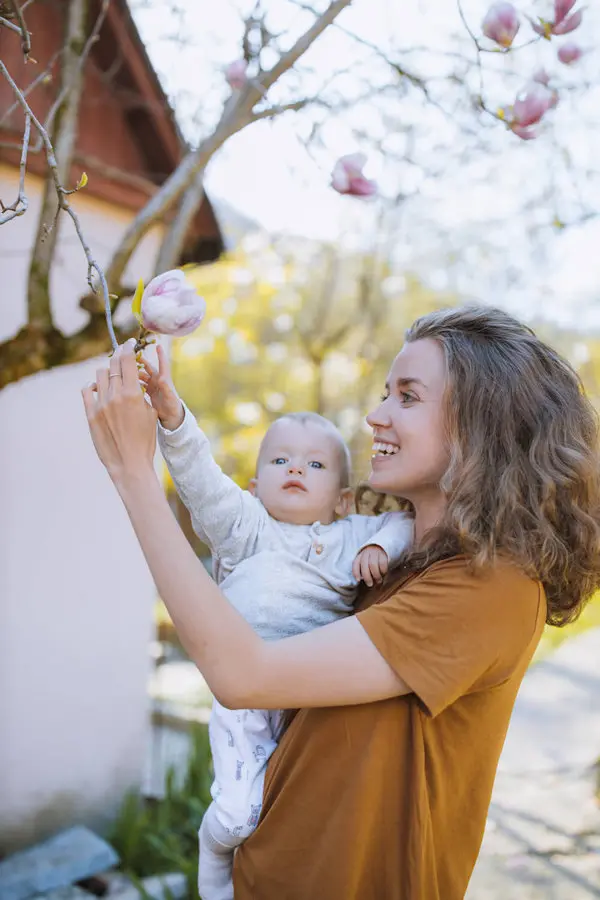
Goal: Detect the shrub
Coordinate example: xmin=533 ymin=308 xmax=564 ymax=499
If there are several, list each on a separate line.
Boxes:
xmin=109 ymin=724 xmax=213 ymax=898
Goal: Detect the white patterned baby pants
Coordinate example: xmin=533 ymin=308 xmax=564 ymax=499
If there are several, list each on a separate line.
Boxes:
xmin=198 ymin=699 xmax=281 ymax=900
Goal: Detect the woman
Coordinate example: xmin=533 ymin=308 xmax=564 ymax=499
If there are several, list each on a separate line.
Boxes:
xmin=83 ymin=306 xmax=600 ymax=899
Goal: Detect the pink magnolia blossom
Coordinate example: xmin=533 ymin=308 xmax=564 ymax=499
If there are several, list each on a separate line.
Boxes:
xmin=529 ymin=0 xmax=583 ymax=38
xmin=225 ymin=59 xmax=248 ymax=90
xmin=331 ymin=154 xmax=377 ymax=197
xmin=502 ymin=82 xmax=556 ymax=140
xmin=482 ymin=2 xmax=520 ymax=47
xmin=531 ymin=67 xmax=551 ymax=85
xmin=513 ymin=83 xmax=555 ymax=126
xmin=141 ymin=270 xmax=206 ymax=337
xmin=557 ymin=41 xmax=583 ymax=63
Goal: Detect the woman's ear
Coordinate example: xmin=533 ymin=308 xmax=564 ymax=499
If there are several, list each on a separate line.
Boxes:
xmin=248 ymin=477 xmax=258 ymax=496
xmin=335 ymin=487 xmax=354 ymax=519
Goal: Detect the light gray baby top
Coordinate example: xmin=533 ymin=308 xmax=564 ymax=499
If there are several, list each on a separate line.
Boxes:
xmin=158 ymin=404 xmax=413 ymax=641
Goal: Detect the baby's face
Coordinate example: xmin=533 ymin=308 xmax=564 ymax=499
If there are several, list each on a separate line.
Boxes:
xmin=251 ymin=419 xmax=351 ymax=525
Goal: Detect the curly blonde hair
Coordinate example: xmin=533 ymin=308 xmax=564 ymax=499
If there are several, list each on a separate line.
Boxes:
xmin=402 ymin=305 xmax=600 ymax=627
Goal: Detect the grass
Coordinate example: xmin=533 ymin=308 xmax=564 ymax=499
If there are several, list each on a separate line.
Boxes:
xmin=534 ymin=592 xmax=600 ymax=662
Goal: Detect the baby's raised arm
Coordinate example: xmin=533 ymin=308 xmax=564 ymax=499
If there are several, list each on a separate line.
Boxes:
xmin=158 ymin=406 xmax=268 ymax=567
xmin=140 ymin=346 xmax=268 ymax=566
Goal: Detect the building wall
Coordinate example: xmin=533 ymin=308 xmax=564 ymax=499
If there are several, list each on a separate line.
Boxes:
xmin=0 ymin=165 xmax=162 ymax=851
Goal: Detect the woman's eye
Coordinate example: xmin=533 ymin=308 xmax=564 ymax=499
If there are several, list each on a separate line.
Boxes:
xmin=400 ymin=391 xmax=415 ymax=403
xmin=309 ymin=461 xmax=324 ymax=469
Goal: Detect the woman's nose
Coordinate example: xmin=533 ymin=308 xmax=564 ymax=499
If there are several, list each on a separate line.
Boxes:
xmin=366 ymin=402 xmax=390 ymax=429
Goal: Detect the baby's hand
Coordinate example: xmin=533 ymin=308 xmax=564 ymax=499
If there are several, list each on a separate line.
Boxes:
xmin=352 ymin=544 xmax=389 ymax=587
xmin=138 ymin=344 xmax=184 ymax=432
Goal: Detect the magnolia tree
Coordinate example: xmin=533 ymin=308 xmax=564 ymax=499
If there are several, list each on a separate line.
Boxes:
xmin=0 ymin=0 xmax=591 ymax=385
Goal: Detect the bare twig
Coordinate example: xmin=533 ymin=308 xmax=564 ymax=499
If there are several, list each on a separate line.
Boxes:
xmin=0 ymin=15 xmax=24 ymax=35
xmin=250 ymin=98 xmax=313 ymax=121
xmin=0 ymin=113 xmax=30 ymax=223
xmin=260 ymin=0 xmax=352 ymax=91
xmin=0 ymin=59 xmax=117 ymax=350
xmin=0 ymin=49 xmax=62 ymax=127
xmin=8 ymin=0 xmax=32 ymax=58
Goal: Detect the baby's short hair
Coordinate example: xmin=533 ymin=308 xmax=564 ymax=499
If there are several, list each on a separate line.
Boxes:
xmin=258 ymin=412 xmax=352 ymax=489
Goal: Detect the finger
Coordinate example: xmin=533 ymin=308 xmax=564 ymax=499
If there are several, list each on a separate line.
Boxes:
xmin=370 ymin=558 xmax=383 ymax=584
xmin=361 ymin=555 xmax=373 ymax=587
xmin=108 ymin=348 xmax=121 ymax=380
xmin=352 ymin=557 xmax=362 ymax=582
xmin=119 ymin=340 xmax=141 ymax=392
xmin=378 ymin=550 xmax=389 ymax=575
xmin=81 ymin=384 xmax=98 ymax=421
xmin=156 ymin=343 xmax=172 ymax=381
xmin=96 ymin=367 xmax=110 ymax=403
xmin=142 ymin=358 xmax=157 ymax=377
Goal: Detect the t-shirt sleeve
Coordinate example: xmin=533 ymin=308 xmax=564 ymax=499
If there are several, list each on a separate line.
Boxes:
xmin=357 ymin=557 xmax=542 ymax=718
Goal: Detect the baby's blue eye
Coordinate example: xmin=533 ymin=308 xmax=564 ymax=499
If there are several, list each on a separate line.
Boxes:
xmin=272 ymin=457 xmax=287 ymax=465
xmin=309 ymin=461 xmax=324 ymax=469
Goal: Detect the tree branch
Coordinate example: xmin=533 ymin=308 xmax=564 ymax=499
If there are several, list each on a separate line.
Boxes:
xmin=105 ymin=0 xmax=353 ymax=293
xmin=0 ymin=52 xmax=117 ymax=351
xmin=154 ymin=171 xmax=205 ymax=274
xmin=104 ymin=107 xmax=243 ymax=292
xmin=260 ymin=0 xmax=352 ymax=91
xmin=25 ymin=0 xmax=87 ymax=330
xmin=0 ymin=112 xmax=29 ymax=223
xmin=0 ymin=49 xmax=62 ymax=128
xmin=249 ymin=98 xmax=313 ymax=121
xmin=7 ymin=0 xmax=32 ymax=58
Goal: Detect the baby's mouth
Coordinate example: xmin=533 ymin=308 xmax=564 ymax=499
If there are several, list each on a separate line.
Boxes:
xmin=282 ymin=480 xmax=308 ymax=492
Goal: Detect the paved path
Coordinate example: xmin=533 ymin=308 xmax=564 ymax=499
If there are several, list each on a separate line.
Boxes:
xmin=468 ymin=627 xmax=600 ymax=898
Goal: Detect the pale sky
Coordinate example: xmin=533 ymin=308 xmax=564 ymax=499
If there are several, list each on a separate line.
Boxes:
xmin=131 ymin=0 xmax=600 ymax=330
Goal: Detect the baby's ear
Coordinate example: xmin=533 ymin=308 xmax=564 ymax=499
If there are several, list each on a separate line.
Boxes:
xmin=248 ymin=477 xmax=258 ymax=496
xmin=335 ymin=487 xmax=354 ymax=519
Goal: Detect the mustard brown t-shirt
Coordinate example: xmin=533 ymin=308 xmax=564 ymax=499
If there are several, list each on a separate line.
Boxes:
xmin=233 ymin=556 xmax=546 ymax=899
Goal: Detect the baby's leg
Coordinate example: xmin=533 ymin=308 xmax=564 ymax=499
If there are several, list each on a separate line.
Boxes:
xmin=198 ymin=702 xmax=280 ymax=900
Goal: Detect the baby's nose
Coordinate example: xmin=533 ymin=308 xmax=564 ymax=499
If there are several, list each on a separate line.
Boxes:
xmin=288 ymin=463 xmax=304 ymax=474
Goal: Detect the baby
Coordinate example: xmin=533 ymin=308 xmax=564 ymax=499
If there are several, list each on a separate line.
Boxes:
xmin=141 ymin=347 xmax=413 ymax=900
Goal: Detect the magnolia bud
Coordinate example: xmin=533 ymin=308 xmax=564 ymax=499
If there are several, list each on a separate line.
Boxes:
xmin=331 ymin=154 xmax=377 ymax=197
xmin=557 ymin=41 xmax=583 ymax=63
xmin=139 ymin=270 xmax=206 ymax=337
xmin=225 ymin=60 xmax=248 ymax=90
xmin=482 ymin=2 xmax=520 ymax=47
xmin=531 ymin=67 xmax=551 ymax=85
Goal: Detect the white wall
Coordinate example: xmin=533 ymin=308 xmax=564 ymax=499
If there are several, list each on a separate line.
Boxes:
xmin=0 ymin=165 xmax=163 ymax=851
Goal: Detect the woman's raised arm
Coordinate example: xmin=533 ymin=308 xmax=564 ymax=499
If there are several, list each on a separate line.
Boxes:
xmin=82 ymin=343 xmax=408 ymax=710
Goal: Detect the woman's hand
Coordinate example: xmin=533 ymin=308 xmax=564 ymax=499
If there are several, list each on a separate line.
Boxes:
xmin=138 ymin=343 xmax=185 ymax=432
xmin=82 ymin=341 xmax=158 ymax=483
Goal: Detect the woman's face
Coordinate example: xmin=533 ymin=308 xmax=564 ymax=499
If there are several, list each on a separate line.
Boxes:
xmin=366 ymin=338 xmax=450 ymax=506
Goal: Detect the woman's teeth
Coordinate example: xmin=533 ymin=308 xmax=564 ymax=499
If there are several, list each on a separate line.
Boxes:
xmin=372 ymin=441 xmax=400 ymax=457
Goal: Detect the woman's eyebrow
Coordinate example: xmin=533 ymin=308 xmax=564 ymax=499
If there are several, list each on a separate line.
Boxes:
xmin=395 ymin=377 xmax=427 ymax=390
